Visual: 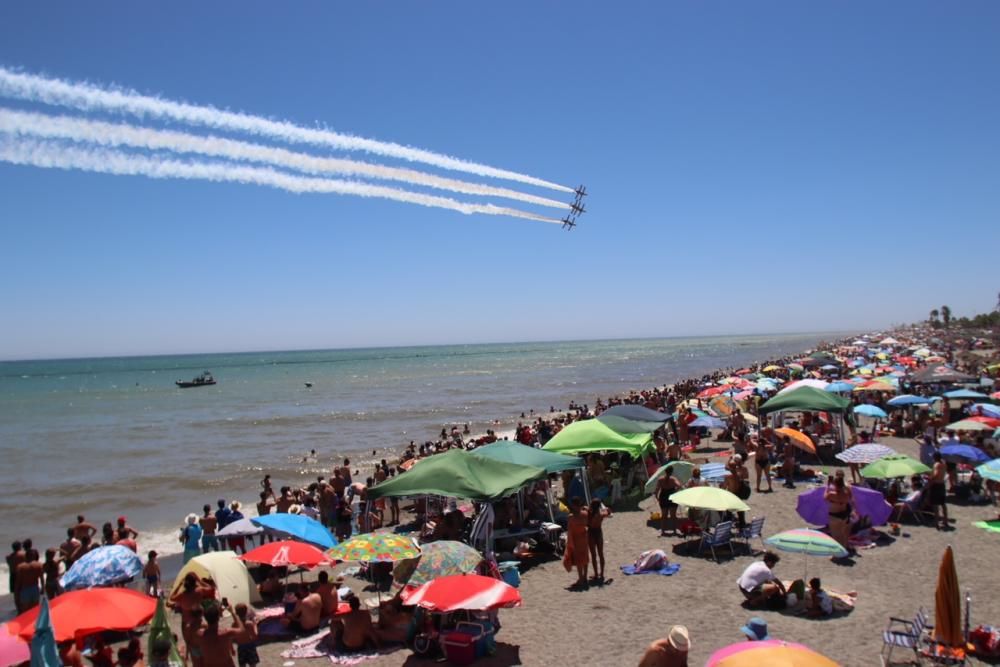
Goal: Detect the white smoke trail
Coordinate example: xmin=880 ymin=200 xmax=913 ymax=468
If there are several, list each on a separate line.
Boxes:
xmin=0 ymin=66 xmax=574 ymax=193
xmin=0 ymin=108 xmax=571 ymax=210
xmin=0 ymin=136 xmax=562 ymax=224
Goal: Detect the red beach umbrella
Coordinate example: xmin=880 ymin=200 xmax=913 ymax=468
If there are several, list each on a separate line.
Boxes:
xmin=240 ymin=540 xmax=332 ymax=568
xmin=6 ymin=589 xmax=156 ymax=642
xmin=0 ymin=624 xmax=29 ymax=667
xmin=401 ymin=574 xmax=521 ymax=612
xmin=697 ymin=386 xmax=727 ymax=399
xmin=968 ymin=416 xmax=1000 ymax=428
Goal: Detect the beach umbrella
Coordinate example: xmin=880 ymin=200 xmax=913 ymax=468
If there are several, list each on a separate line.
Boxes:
xmin=977 ymin=458 xmax=1000 ymax=483
xmin=762 ymin=365 xmax=781 ymax=373
xmin=774 ymin=427 xmax=816 ymax=455
xmin=401 ymin=574 xmax=521 ymax=612
xmin=795 ymin=486 xmax=893 ymax=527
xmin=698 ymin=462 xmax=729 ymax=484
xmin=835 ymin=443 xmax=896 ymax=465
xmin=240 ymin=540 xmax=332 ymax=568
xmin=690 ymin=415 xmax=726 ymax=429
xmin=393 ymin=540 xmax=483 ymax=587
xmin=251 ymin=513 xmax=337 ymax=549
xmin=853 ymin=404 xmax=888 ymax=419
xmin=644 ymin=461 xmax=696 ymax=495
xmin=7 ymin=589 xmax=156 ymax=642
xmin=669 ymin=487 xmax=749 ymax=512
xmin=147 ymin=598 xmax=182 ymax=666
xmin=971 ymin=404 xmax=1000 ymax=418
xmin=28 ymin=597 xmax=58 ymax=667
xmin=59 ymin=545 xmax=143 ymax=591
xmin=697 ymin=386 xmax=729 ymax=399
xmin=710 ymin=396 xmax=739 ymax=417
xmin=706 ymin=640 xmax=838 ymax=667
xmin=934 ymin=546 xmax=963 ymax=652
xmin=825 ymin=381 xmax=854 ymax=393
xmin=968 ymin=416 xmax=1000 ymax=428
xmin=765 ymin=528 xmax=848 ymax=558
xmin=787 ymin=363 xmax=804 ymax=372
xmin=945 ymin=419 xmax=992 ymax=432
xmin=887 ymin=394 xmax=937 ymax=407
xmin=0 ymin=624 xmax=29 ymax=667
xmin=327 ymin=533 xmax=420 ymax=563
xmin=216 ymin=517 xmax=264 ymax=538
xmin=943 ymin=389 xmax=989 ymax=400
xmin=940 ymin=444 xmax=990 ymax=464
xmin=861 ymin=454 xmax=930 ymax=479
xmin=777 ymin=379 xmax=829 ymax=394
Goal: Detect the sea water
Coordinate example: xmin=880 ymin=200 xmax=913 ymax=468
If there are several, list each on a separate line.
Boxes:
xmin=0 ymin=333 xmax=844 ymax=590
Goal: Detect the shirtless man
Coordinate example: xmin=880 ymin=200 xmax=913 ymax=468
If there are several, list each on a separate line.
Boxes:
xmin=72 ymin=515 xmax=97 ymax=541
xmin=6 ymin=542 xmax=24 ymax=611
xmin=328 ymin=596 xmax=380 ymax=652
xmin=200 ymin=505 xmax=219 ymax=553
xmin=930 ymin=452 xmax=950 ymax=530
xmin=283 ymin=586 xmax=322 ymax=633
xmin=197 ymin=603 xmax=246 ymax=667
xmin=315 ymin=571 xmax=340 ymax=618
xmin=116 ymin=516 xmax=139 ymax=541
xmin=58 ymin=640 xmax=85 ymax=667
xmin=638 ymin=624 xmax=690 ymax=667
xmin=170 ymin=573 xmax=211 ymax=657
xmin=59 ymin=529 xmax=80 ymax=566
xmin=14 ymin=548 xmax=43 ymax=612
xmin=665 ymin=438 xmax=682 ymax=463
xmin=275 ymin=487 xmax=295 ymax=514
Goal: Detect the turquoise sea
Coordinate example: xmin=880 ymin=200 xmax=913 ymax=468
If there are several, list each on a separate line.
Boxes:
xmin=0 ymin=333 xmax=846 ymax=588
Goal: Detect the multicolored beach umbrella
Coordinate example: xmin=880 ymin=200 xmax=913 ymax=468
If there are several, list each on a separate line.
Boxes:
xmin=60 ymin=545 xmax=143 ymax=590
xmin=765 ymin=528 xmax=847 ymax=558
xmin=835 ymin=443 xmax=896 ymax=465
xmin=394 ymin=540 xmax=483 ymax=587
xmin=706 ymin=640 xmax=838 ymax=667
xmin=327 ymin=532 xmax=419 ymax=563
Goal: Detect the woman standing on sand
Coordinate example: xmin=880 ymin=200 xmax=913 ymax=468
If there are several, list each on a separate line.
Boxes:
xmin=562 ymin=497 xmax=590 ymax=590
xmin=751 ymin=438 xmax=773 ymax=493
xmin=656 ymin=466 xmax=681 ymax=536
xmin=587 ymin=499 xmax=611 ymax=583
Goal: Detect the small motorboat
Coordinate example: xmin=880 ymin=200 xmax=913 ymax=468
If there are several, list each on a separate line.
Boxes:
xmin=176 ymin=371 xmax=216 ymax=388
xmin=304 ymin=382 xmax=314 ymax=388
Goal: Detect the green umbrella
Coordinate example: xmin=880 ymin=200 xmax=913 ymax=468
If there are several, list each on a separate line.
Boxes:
xmin=147 ymin=598 xmax=182 ymax=665
xmin=765 ymin=528 xmax=848 ymax=558
xmin=30 ymin=596 xmax=59 ymax=667
xmin=669 ymin=487 xmax=749 ymax=512
xmin=644 ymin=461 xmax=695 ymax=495
xmin=971 ymin=520 xmax=1000 ymax=534
xmin=860 ymin=454 xmax=931 ymax=479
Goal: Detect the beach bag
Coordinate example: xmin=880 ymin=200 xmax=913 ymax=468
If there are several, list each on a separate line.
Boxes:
xmin=633 ymin=549 xmax=668 ymax=572
xmin=737 ymin=480 xmax=752 ymax=500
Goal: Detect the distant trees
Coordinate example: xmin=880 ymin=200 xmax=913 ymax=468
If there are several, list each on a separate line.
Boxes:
xmin=921 ymin=304 xmax=1000 ymax=330
xmin=941 ymin=305 xmax=951 ymax=329
xmin=929 ymin=309 xmax=940 ymax=327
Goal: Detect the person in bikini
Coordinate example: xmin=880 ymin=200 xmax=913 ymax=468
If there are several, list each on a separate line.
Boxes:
xmin=825 ymin=471 xmax=854 ymax=555
xmin=929 ymin=452 xmax=950 ymax=530
xmin=656 ymin=466 xmax=681 ymax=536
xmin=751 ymin=437 xmax=773 ymax=493
xmin=587 ymin=498 xmax=611 ymax=583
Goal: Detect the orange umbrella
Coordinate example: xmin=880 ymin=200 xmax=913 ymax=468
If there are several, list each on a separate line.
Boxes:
xmin=934 ymin=545 xmax=963 ymax=649
xmin=706 ymin=640 xmax=838 ymax=666
xmin=775 ymin=427 xmax=816 ymax=454
xmin=6 ymin=588 xmax=156 ymax=642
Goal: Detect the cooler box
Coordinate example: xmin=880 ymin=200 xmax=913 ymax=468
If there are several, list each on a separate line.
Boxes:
xmin=457 ymin=621 xmax=494 ymax=657
xmin=498 ymin=562 xmax=521 ymax=588
xmin=441 ymin=626 xmax=483 ymax=665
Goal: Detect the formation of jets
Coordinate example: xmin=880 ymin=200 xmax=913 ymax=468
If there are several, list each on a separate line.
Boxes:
xmin=562 ymin=185 xmax=587 ymax=230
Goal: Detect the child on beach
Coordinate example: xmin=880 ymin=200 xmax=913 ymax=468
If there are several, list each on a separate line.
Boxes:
xmin=144 ymin=550 xmax=161 ymax=597
xmin=806 ymin=577 xmax=833 ymax=618
xmin=234 ymin=603 xmax=260 ymax=667
xmin=587 ymin=498 xmax=611 ymax=583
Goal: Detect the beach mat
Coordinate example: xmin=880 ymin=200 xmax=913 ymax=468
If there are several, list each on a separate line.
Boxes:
xmin=280 ymin=628 xmax=398 ymax=665
xmin=620 ymin=563 xmax=681 ymax=576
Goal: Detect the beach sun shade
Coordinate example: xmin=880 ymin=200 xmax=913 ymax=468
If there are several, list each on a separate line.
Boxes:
xmin=669 ymin=487 xmax=749 ymax=512
xmin=825 ymin=382 xmax=854 ymax=393
xmin=942 ymin=389 xmax=989 ymax=400
xmin=968 ymin=416 xmax=1000 ymax=428
xmin=860 ymin=454 xmax=931 ymax=479
xmin=240 ymin=540 xmax=332 ymax=568
xmin=910 ymin=364 xmax=976 ymax=384
xmin=940 ymin=444 xmax=990 ymax=463
xmin=367 ymin=449 xmax=546 ymax=502
xmin=853 ymin=404 xmax=888 ymax=419
xmin=935 ymin=546 xmax=963 ymax=652
xmin=945 ymin=419 xmax=992 ymax=432
xmin=393 ymin=540 xmax=484 ymax=587
xmin=168 ymin=551 xmax=261 ymax=608
xmin=765 ymin=528 xmax=848 ymax=558
xmin=471 ymin=441 xmax=584 ymax=474
xmin=595 ymin=413 xmax=665 ymax=435
xmin=774 ymin=428 xmax=816 ymax=455
xmin=977 ymin=458 xmax=1000 ymax=483
xmin=835 ymin=443 xmax=896 ymax=465
xmin=251 ymin=513 xmax=337 ymax=549
xmin=147 ymin=598 xmax=183 ymax=666
xmin=401 ymin=573 xmax=521 ymax=613
xmin=0 ymin=623 xmax=29 ymax=667
xmin=796 ymin=486 xmax=893 ymax=526
xmin=7 ymin=589 xmax=157 ymax=642
xmin=327 ymin=533 xmax=420 ymax=563
xmin=759 ymin=386 xmax=851 ymax=415
xmin=706 ymin=639 xmax=839 ymax=667
xmin=887 ymin=394 xmax=938 ymax=407
xmin=541 ymin=419 xmax=653 ymax=458
xmin=972 ymin=404 xmax=1000 ymax=418
xmin=777 ymin=379 xmax=829 ymax=394
xmin=28 ymin=596 xmax=58 ymax=667
xmin=216 ymin=517 xmax=264 ymax=538
xmin=690 ymin=415 xmax=726 ymax=429
xmin=59 ymin=544 xmax=143 ymax=591
xmin=644 ymin=461 xmax=696 ymax=495
xmin=598 ymin=404 xmax=670 ymax=423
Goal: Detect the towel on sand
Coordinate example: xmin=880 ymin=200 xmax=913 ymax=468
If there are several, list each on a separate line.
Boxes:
xmin=620 ymin=563 xmax=681 ymax=576
xmin=280 ymin=629 xmax=395 ymax=665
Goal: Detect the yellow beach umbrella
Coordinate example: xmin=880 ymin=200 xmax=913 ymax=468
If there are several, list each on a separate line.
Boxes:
xmin=774 ymin=427 xmax=816 ymax=454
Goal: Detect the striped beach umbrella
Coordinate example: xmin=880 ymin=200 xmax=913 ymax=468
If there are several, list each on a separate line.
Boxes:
xmin=835 ymin=443 xmax=896 ymax=465
xmin=59 ymin=545 xmax=143 ymax=590
xmin=707 ymin=640 xmax=838 ymax=667
xmin=326 ymin=532 xmax=420 ymax=563
xmin=401 ymin=574 xmax=521 ymax=612
xmin=765 ymin=528 xmax=848 ymax=558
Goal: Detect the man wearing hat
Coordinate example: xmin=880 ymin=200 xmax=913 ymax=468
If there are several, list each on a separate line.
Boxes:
xmin=740 ymin=617 xmax=769 ymax=641
xmin=638 ymin=624 xmax=689 ymax=666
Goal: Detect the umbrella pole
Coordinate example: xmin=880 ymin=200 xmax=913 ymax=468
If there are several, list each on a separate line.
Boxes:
xmin=546 ymin=481 xmax=556 ymax=524
xmin=581 ymin=468 xmax=591 ymax=505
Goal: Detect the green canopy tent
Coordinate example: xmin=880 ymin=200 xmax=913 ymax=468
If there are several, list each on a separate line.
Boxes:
xmin=367 ymin=449 xmax=546 ymax=502
xmin=541 ymin=418 xmax=653 ymax=457
xmin=759 ymin=386 xmax=852 ymax=453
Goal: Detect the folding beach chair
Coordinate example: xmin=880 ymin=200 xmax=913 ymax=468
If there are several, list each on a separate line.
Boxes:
xmin=881 ymin=607 xmax=931 ymax=666
xmin=738 ymin=516 xmax=766 ymax=555
xmin=698 ymin=520 xmax=734 ymax=562
xmin=892 ymin=490 xmax=930 ymax=525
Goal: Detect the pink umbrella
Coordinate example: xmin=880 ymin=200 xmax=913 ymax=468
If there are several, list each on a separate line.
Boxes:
xmin=706 ymin=639 xmax=838 ymax=666
xmin=0 ymin=624 xmax=30 ymax=667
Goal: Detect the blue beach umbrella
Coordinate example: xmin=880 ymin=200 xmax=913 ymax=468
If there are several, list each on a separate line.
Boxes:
xmin=853 ymin=405 xmax=888 ymax=419
xmin=689 ymin=415 xmax=726 ymax=429
xmin=30 ymin=596 xmax=59 ymax=667
xmin=825 ymin=382 xmax=854 ymax=393
xmin=251 ymin=513 xmax=337 ymax=549
xmin=940 ymin=444 xmax=990 ymax=464
xmin=60 ymin=545 xmax=142 ymax=590
xmin=943 ymin=389 xmax=989 ymax=400
xmin=888 ymin=395 xmax=938 ymax=407
xmin=977 ymin=459 xmax=1000 ymax=483
xmin=971 ymin=404 xmax=1000 ymax=418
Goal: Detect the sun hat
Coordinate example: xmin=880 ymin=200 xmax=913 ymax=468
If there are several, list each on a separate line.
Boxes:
xmin=667 ymin=625 xmax=690 ymax=651
xmin=185 ymin=513 xmax=198 ymax=524
xmin=740 ymin=617 xmax=770 ymax=641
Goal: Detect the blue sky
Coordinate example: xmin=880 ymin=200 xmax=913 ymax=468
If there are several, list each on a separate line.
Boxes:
xmin=1 ymin=2 xmax=998 ymax=360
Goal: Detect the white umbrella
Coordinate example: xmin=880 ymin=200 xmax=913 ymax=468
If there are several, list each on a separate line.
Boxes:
xmin=217 ymin=517 xmax=264 ymax=537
